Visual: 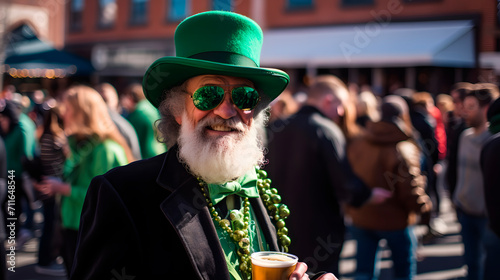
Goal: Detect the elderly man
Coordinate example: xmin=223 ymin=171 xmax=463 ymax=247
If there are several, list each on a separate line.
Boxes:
xmin=71 ymin=11 xmax=336 ymax=280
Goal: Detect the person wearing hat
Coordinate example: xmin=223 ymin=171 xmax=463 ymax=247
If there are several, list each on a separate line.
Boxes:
xmin=71 ymin=11 xmax=336 ymax=280
xmin=345 ymin=95 xmax=432 ymax=280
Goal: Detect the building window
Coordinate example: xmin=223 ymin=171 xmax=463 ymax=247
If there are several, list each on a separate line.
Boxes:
xmin=69 ymin=0 xmax=84 ymax=31
xmin=168 ymin=0 xmax=189 ymax=22
xmin=497 ymin=0 xmax=500 ymax=51
xmin=497 ymin=0 xmax=500 ymax=27
xmin=130 ymin=0 xmax=148 ymax=25
xmin=287 ymin=0 xmax=313 ymax=9
xmin=212 ymin=0 xmax=232 ymax=11
xmin=341 ymin=0 xmax=373 ymax=6
xmin=99 ymin=0 xmax=117 ymax=28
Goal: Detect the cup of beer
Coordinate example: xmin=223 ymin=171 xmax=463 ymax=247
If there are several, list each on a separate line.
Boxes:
xmin=251 ymin=251 xmax=298 ymax=280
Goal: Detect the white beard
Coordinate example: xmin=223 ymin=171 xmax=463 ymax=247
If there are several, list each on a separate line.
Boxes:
xmin=177 ymin=112 xmax=265 ymax=184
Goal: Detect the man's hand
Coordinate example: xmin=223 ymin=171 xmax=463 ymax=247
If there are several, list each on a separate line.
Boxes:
xmin=289 ymin=262 xmax=338 ymax=280
xmin=33 ymin=176 xmax=71 ymax=196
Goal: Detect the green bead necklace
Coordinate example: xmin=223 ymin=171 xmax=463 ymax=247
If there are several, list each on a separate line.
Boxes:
xmin=198 ymin=166 xmax=291 ymax=279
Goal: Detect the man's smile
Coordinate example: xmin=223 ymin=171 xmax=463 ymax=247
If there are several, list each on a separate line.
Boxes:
xmin=209 ymin=124 xmax=234 ymax=132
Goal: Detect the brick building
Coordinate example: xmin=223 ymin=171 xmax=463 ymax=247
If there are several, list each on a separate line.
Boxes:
xmin=1 ymin=0 xmax=77 ymax=94
xmin=3 ymin=0 xmax=500 ymax=95
xmin=262 ymin=0 xmax=498 ymax=94
xmin=64 ymin=0 xmax=499 ymax=95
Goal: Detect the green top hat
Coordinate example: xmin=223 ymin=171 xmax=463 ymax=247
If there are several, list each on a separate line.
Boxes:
xmin=142 ymin=11 xmax=290 ymax=108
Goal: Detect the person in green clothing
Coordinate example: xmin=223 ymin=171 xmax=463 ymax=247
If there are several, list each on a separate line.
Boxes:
xmin=0 ymin=100 xmax=36 ymax=240
xmin=34 ymin=85 xmax=135 ymax=275
xmin=15 ymin=100 xmax=38 ymax=238
xmin=120 ymin=83 xmax=166 ymax=158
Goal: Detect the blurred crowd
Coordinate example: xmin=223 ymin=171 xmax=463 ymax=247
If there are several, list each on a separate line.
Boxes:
xmin=0 ymin=82 xmax=166 ymax=278
xmin=265 ymin=77 xmax=500 ymax=280
xmin=0 ymin=76 xmax=499 ymax=280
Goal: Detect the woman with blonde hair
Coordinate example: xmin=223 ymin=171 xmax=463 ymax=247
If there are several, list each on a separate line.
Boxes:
xmin=35 ymin=85 xmax=134 ymax=274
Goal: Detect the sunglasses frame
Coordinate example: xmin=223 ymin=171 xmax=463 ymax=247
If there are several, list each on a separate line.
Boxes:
xmin=190 ymin=85 xmax=261 ymax=111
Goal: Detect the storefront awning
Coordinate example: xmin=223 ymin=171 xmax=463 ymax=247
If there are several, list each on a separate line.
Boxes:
xmin=4 ymin=24 xmax=94 ymax=78
xmin=260 ymin=20 xmax=475 ymax=68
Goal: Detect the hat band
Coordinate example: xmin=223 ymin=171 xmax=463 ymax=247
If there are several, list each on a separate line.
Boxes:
xmin=189 ymin=51 xmax=258 ymax=67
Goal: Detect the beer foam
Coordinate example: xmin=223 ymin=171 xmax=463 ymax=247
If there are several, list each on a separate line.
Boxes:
xmin=251 ymin=253 xmax=297 ymax=268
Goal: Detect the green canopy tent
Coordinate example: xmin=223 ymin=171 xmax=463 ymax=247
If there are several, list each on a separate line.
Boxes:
xmin=4 ymin=24 xmax=94 ymax=78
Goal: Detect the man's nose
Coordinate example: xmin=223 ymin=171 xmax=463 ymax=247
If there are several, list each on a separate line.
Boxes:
xmin=212 ymin=92 xmax=237 ymax=119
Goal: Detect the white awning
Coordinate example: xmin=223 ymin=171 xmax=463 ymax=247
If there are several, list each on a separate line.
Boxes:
xmin=261 ymin=20 xmax=475 ymax=68
xmin=480 ymin=52 xmax=500 ymax=74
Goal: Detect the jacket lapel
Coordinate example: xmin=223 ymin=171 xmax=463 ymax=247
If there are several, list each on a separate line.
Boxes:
xmin=156 ymin=147 xmax=230 ymax=280
xmin=250 ymin=197 xmax=280 ymax=251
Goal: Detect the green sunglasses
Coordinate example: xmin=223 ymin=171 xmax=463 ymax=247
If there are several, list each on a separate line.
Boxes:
xmin=191 ymin=85 xmax=261 ymax=111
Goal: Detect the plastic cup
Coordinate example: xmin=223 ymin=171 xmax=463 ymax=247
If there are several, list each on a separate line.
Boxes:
xmin=251 ymin=251 xmax=298 ymax=280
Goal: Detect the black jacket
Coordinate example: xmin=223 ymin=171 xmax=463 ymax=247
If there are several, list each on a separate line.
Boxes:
xmin=71 ymin=145 xmax=280 ymax=279
xmin=480 ymin=132 xmax=500 ymax=237
xmin=265 ymin=106 xmax=355 ymax=273
xmin=446 ymin=117 xmax=467 ymax=197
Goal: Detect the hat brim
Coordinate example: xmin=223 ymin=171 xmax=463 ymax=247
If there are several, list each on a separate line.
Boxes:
xmin=142 ymin=57 xmax=290 ymax=108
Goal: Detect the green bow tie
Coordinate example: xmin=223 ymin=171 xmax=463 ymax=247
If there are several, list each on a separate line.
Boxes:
xmin=207 ymin=169 xmax=260 ymax=205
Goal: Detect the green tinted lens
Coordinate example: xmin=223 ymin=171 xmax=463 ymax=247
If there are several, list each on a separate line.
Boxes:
xmin=231 ymin=87 xmax=260 ymax=111
xmin=192 ymin=86 xmax=225 ymax=111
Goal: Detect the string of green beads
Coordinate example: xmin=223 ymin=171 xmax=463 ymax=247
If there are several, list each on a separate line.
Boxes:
xmin=199 ymin=180 xmax=252 ymax=279
xmin=197 ymin=167 xmax=291 ymax=279
xmin=255 ymin=167 xmax=291 ymax=252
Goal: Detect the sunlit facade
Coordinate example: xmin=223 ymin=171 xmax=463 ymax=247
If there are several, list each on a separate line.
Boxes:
xmin=2 ymin=0 xmax=500 ymax=96
xmin=63 ymin=0 xmax=499 ymax=95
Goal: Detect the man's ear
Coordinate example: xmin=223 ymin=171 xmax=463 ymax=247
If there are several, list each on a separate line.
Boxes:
xmin=337 ymin=103 xmax=345 ymax=118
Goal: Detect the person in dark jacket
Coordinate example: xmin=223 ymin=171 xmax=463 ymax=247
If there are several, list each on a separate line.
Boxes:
xmin=445 ymin=82 xmax=473 ymax=199
xmin=34 ymin=107 xmax=67 ymax=276
xmin=0 ymin=136 xmax=8 ymax=280
xmin=71 ymin=11 xmax=336 ymax=280
xmin=266 ymin=75 xmax=390 ymax=276
xmin=480 ymin=97 xmax=500 ymax=237
xmin=397 ymin=93 xmax=440 ymax=239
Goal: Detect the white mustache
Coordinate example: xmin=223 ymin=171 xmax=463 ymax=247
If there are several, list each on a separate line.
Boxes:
xmin=210 ymin=125 xmax=232 ymax=132
xmin=198 ymin=117 xmax=247 ymax=133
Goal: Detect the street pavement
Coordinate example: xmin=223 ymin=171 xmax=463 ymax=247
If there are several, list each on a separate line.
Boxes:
xmin=8 ymin=195 xmax=466 ymax=280
xmin=339 ymin=196 xmax=466 ymax=280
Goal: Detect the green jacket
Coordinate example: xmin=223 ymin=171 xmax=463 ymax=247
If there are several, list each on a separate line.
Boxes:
xmin=61 ymin=136 xmax=128 ymax=230
xmin=4 ymin=115 xmax=36 ymax=174
xmin=127 ymin=100 xmax=166 ymax=159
